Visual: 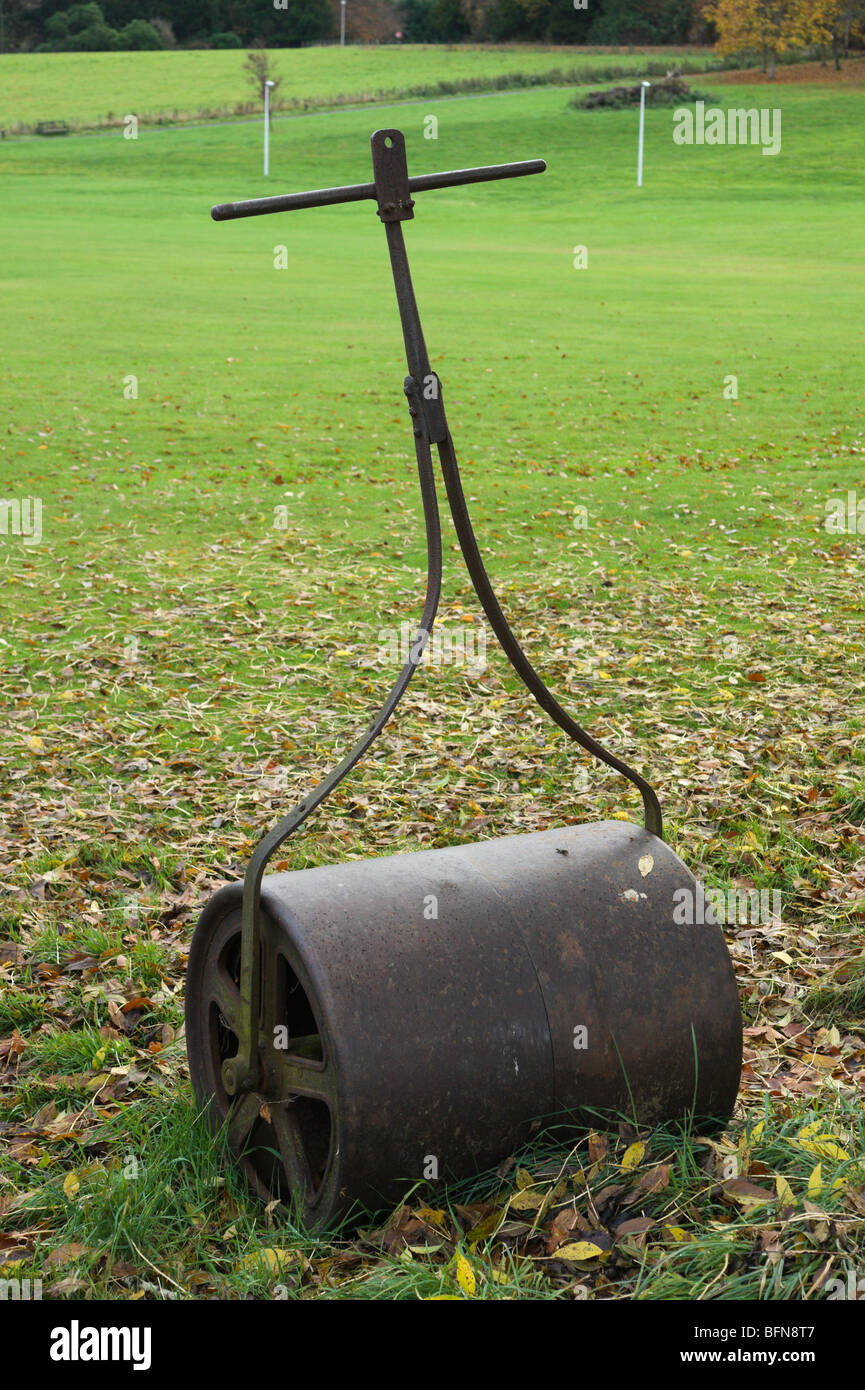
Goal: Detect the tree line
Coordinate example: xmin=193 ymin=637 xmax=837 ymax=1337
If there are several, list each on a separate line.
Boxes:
xmin=3 ymin=0 xmax=861 ymax=56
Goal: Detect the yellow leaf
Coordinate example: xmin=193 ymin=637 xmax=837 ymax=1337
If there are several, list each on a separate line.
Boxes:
xmin=63 ymin=1172 xmax=80 ymax=1200
xmin=509 ymin=1189 xmax=545 ymax=1211
xmin=91 ymin=1046 xmax=107 ymax=1071
xmin=26 ymin=735 xmax=45 ymax=752
xmin=555 ymin=1241 xmax=605 ymax=1261
xmin=415 ymin=1205 xmax=448 ymax=1230
xmin=425 ymin=1295 xmax=461 ymax=1300
xmin=466 ymin=1209 xmax=505 ymax=1244
xmin=454 ymin=1253 xmax=476 ymax=1296
xmin=664 ymin=1225 xmax=694 ymax=1243
xmin=514 ymin=1167 xmax=534 ymax=1190
xmin=638 ymin=855 xmax=654 ymax=878
xmin=740 ymin=1119 xmax=765 ymax=1150
xmin=775 ymin=1175 xmax=796 ymax=1207
xmin=798 ymin=1132 xmax=849 ymax=1163
xmin=807 ymin=1163 xmax=823 ymax=1200
xmin=620 ymin=1141 xmax=646 ymax=1171
xmin=797 ymin=1120 xmax=822 ymax=1141
xmin=236 ymin=1248 xmax=301 ymax=1275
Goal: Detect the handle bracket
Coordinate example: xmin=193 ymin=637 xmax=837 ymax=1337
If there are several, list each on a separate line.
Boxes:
xmin=371 ymin=129 xmax=415 ymax=223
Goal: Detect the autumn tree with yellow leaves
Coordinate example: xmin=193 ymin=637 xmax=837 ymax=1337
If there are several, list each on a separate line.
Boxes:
xmin=812 ymin=0 xmax=865 ymax=67
xmin=703 ymin=0 xmax=861 ymax=76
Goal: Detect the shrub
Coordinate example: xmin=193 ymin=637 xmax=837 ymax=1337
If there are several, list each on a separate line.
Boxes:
xmin=117 ymin=20 xmax=163 ymax=50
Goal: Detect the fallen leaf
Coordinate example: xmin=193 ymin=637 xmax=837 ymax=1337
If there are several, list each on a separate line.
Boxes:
xmin=555 ymin=1240 xmax=605 ymax=1262
xmin=236 ymin=1248 xmax=302 ymax=1275
xmin=620 ymin=1140 xmax=646 ymax=1172
xmin=454 ymin=1252 xmax=476 ymax=1296
xmin=62 ymin=1172 xmax=80 ymax=1201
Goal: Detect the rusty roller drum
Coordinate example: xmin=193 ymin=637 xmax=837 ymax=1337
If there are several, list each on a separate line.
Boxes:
xmin=186 ymin=819 xmax=741 ymax=1228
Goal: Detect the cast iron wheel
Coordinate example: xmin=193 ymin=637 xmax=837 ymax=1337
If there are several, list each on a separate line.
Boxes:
xmin=186 ymin=904 xmax=342 ymax=1229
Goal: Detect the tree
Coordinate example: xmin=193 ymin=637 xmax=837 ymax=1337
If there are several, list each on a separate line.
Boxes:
xmin=547 ymin=0 xmax=595 ymax=43
xmin=484 ymin=0 xmax=548 ymax=40
xmin=703 ymin=0 xmax=827 ymax=77
xmin=400 ymin=0 xmax=470 ymax=40
xmin=811 ymin=0 xmax=865 ymax=67
xmin=232 ymin=0 xmax=334 ymax=46
xmin=44 ymin=2 xmax=104 ymax=40
xmin=42 ymin=3 xmax=122 ymax=49
xmin=431 ymin=0 xmax=470 ymax=38
xmin=243 ymin=48 xmax=283 ymax=108
xmin=331 ymin=0 xmax=401 ymax=41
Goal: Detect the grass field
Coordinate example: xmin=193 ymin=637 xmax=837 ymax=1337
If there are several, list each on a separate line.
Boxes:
xmin=0 ymin=44 xmax=712 ymax=132
xmin=0 ymin=61 xmax=864 ymax=1301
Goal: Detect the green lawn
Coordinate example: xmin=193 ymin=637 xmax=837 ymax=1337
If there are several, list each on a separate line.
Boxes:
xmin=0 ymin=75 xmax=863 ymax=1300
xmin=0 ymin=43 xmax=708 ymax=131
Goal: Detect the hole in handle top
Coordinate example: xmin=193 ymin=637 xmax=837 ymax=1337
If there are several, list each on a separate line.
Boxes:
xmin=385 ymin=136 xmax=393 ymax=147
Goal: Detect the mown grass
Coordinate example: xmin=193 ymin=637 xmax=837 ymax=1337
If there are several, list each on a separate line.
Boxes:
xmin=0 ymin=43 xmax=711 ymax=133
xmin=0 ymin=72 xmax=863 ymax=1299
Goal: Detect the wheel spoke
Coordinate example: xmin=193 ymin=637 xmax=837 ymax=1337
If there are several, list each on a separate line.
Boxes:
xmin=271 ymin=1102 xmax=313 ymax=1200
xmin=227 ymin=1090 xmax=260 ymax=1150
xmin=209 ymin=971 xmax=242 ymax=1033
xmin=268 ymin=1049 xmax=335 ymax=1104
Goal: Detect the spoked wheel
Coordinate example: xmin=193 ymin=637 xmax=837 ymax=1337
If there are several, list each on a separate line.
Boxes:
xmin=185 ymin=903 xmax=342 ymax=1230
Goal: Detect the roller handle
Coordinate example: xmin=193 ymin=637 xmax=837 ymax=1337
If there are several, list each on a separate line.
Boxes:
xmin=211 ymin=158 xmax=546 ymax=222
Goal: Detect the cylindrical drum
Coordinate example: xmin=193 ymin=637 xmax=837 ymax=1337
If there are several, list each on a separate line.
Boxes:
xmin=186 ymin=819 xmax=742 ymax=1227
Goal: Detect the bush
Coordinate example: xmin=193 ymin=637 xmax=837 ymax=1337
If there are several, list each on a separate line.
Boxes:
xmin=117 ymin=20 xmax=163 ymax=50
xmin=210 ymin=31 xmax=242 ymax=48
xmin=42 ymin=4 xmax=119 ymax=51
xmin=44 ymin=3 xmax=103 ymax=41
xmin=59 ymin=20 xmax=120 ymax=50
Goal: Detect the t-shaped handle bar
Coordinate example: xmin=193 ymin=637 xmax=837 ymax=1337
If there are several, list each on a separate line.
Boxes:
xmin=211 ymin=133 xmax=545 ymax=222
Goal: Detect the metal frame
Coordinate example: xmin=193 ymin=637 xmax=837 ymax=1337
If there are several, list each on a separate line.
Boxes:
xmin=211 ymin=129 xmax=663 ymax=1109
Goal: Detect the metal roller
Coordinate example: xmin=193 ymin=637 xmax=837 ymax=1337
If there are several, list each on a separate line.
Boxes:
xmin=186 ymin=129 xmax=742 ymax=1229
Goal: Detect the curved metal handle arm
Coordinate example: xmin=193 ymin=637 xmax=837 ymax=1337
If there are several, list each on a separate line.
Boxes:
xmin=435 ymin=422 xmax=663 ymax=840
xmin=230 ymin=380 xmax=443 ymax=1089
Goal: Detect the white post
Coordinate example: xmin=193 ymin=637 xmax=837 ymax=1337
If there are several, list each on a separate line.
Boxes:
xmin=264 ymin=79 xmax=274 ymax=178
xmin=637 ymin=81 xmax=650 ymax=188
xmin=340 ymin=0 xmax=346 ymax=46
